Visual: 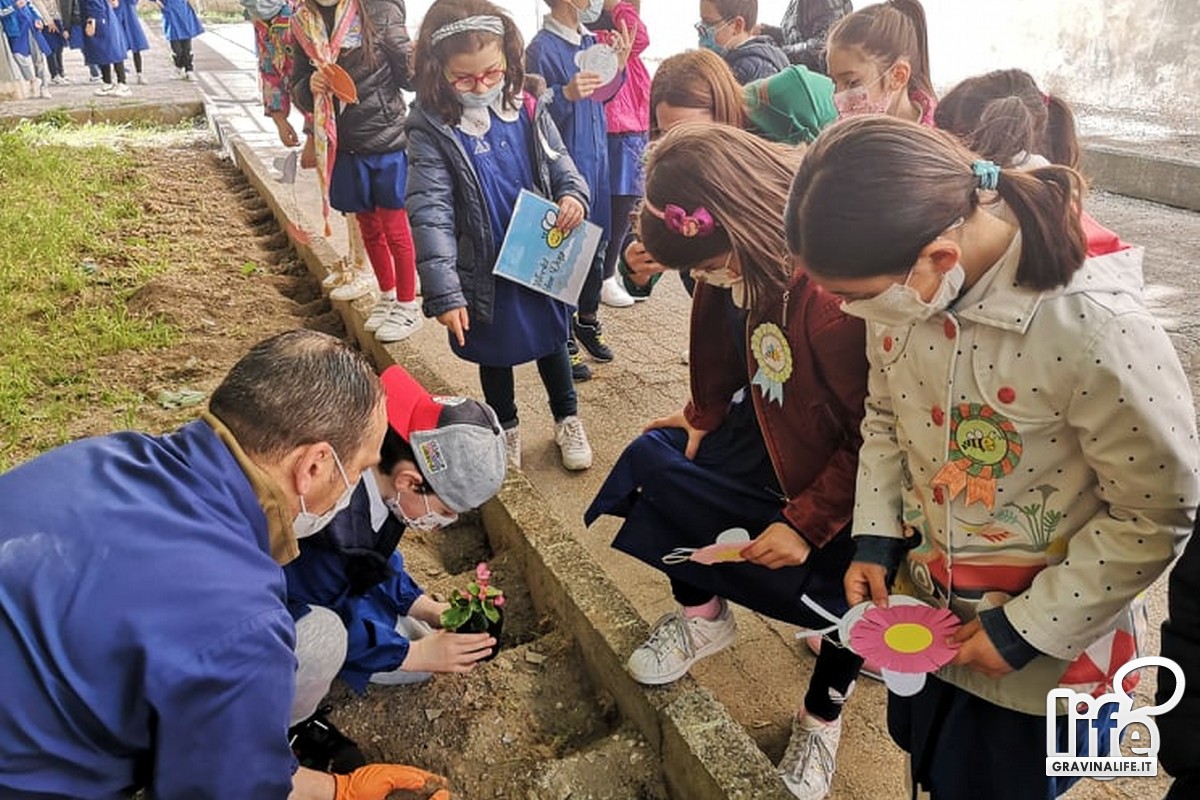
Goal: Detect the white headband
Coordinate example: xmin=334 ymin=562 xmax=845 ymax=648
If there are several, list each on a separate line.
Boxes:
xmin=430 ymin=15 xmax=506 ymax=46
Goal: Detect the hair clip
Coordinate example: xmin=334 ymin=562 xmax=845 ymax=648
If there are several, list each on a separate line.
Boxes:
xmin=972 ymin=159 xmax=1001 ymax=191
xmin=643 ymin=199 xmax=718 ymax=238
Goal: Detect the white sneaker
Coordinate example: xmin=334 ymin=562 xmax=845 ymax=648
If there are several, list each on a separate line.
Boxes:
xmin=627 ymin=602 xmax=737 ymax=685
xmin=136 ymin=73 xmax=146 ymax=85
xmin=503 ymin=426 xmax=521 ymax=470
xmin=113 ymin=83 xmax=131 ymax=97
xmin=329 ymin=269 xmax=377 ymax=302
xmin=778 ymin=712 xmax=842 ymax=800
xmin=185 ymin=70 xmax=197 ymax=82
xmin=38 ymin=84 xmax=51 ymax=99
xmin=375 ymin=301 xmax=422 ymax=343
xmin=554 ymin=415 xmax=592 ymax=471
xmin=600 ymin=275 xmax=635 ymax=308
xmin=94 ymin=82 xmax=115 ymax=96
xmin=89 ymin=74 xmax=102 ymax=84
xmin=321 ymin=260 xmax=349 ymax=289
xmin=177 ymin=67 xmax=187 ymax=80
xmin=363 ymin=296 xmax=396 ymax=332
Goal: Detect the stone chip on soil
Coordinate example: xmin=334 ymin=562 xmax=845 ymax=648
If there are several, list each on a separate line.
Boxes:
xmin=524 ymin=651 xmax=547 ymax=665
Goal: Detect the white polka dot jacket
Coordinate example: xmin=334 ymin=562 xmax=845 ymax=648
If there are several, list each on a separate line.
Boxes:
xmin=851 ymin=231 xmax=1200 ymax=714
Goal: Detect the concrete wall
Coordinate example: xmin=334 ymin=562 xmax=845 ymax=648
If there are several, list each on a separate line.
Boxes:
xmin=893 ymin=1 xmax=1199 ymax=116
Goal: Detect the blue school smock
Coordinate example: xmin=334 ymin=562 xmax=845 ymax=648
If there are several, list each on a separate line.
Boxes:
xmin=113 ymin=0 xmax=147 ymax=52
xmin=80 ymin=0 xmax=126 ymax=65
xmin=2 ymin=0 xmax=50 ymax=57
xmin=159 ymin=0 xmax=201 ymax=42
xmin=329 ymin=149 xmax=408 ymax=213
xmin=0 ymin=420 xmax=298 ymax=798
xmin=526 ymin=26 xmax=612 ymax=236
xmin=608 ymin=130 xmax=646 ymax=198
xmin=448 ymin=109 xmax=572 ymax=367
xmin=284 ymin=478 xmax=425 ymax=693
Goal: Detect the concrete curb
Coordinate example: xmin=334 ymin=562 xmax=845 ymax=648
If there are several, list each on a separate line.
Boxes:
xmin=0 ymin=100 xmax=204 ymax=129
xmin=1082 ymin=141 xmax=1200 ymax=212
xmin=216 ymin=116 xmax=793 ymax=799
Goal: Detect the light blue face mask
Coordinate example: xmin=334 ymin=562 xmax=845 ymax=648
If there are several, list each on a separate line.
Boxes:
xmin=459 ymin=81 xmax=505 ymax=109
xmin=579 ymin=0 xmax=604 ymax=25
xmin=695 ymin=19 xmax=728 ymax=56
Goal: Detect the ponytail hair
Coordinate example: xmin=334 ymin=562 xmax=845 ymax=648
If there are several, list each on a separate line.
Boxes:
xmin=785 ymin=116 xmax=1086 ymax=291
xmin=935 ymin=68 xmax=1080 ymax=170
xmin=828 ymin=0 xmax=933 ymax=98
xmin=412 ymin=0 xmax=525 ymax=127
xmin=640 ymin=124 xmax=804 ymax=311
xmin=649 ymin=49 xmax=748 ymax=138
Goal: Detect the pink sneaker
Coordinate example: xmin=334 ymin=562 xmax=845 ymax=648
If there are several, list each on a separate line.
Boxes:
xmin=805 ymin=635 xmax=883 ymax=682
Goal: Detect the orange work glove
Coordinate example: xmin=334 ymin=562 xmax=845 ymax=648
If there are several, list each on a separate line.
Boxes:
xmin=333 ymin=764 xmax=450 ymax=800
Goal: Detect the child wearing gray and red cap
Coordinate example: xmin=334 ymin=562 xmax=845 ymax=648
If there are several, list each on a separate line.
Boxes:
xmin=285 ymin=364 xmax=508 ymax=770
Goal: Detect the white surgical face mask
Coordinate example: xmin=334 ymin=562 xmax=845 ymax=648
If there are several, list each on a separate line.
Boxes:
xmin=841 ymin=263 xmax=966 ymax=327
xmin=690 ymin=252 xmax=748 ymax=308
xmin=832 ymin=69 xmax=894 ymax=118
xmin=387 ymin=491 xmax=459 ymax=532
xmin=292 ymin=449 xmax=356 ymax=539
xmin=578 ymin=0 xmax=604 ymax=25
xmin=458 ymin=81 xmax=505 ymax=109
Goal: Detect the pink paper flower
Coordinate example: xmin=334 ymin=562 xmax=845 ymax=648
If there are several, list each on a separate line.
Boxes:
xmin=849 ymin=604 xmax=960 ymax=674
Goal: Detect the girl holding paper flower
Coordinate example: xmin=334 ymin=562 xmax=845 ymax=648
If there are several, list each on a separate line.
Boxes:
xmin=291 ymin=0 xmax=421 ymax=345
xmin=585 ymin=124 xmax=869 ymax=800
xmin=785 ymin=115 xmax=1199 ymax=799
xmin=406 ymin=0 xmax=595 ymax=473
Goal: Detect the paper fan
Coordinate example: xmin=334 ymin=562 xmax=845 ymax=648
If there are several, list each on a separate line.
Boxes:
xmin=849 ymin=604 xmax=960 ymax=674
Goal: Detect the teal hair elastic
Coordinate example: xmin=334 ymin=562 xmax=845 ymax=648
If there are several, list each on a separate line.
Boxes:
xmin=972 ymin=159 xmax=1001 ymax=191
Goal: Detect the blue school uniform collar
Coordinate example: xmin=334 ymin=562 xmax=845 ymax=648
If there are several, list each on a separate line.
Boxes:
xmin=542 ymin=14 xmax=585 ymax=45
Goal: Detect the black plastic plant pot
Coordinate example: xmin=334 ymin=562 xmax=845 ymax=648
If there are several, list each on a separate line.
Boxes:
xmin=458 ymin=610 xmax=504 ymax=662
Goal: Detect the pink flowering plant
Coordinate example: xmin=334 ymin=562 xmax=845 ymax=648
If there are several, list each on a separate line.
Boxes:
xmin=440 ymin=562 xmax=505 ymax=633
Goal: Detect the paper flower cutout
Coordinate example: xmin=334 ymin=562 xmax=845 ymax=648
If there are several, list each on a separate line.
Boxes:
xmin=849 ymin=604 xmax=960 ymax=675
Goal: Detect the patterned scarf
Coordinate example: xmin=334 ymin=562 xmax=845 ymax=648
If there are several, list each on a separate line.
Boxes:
xmin=290 ymin=0 xmax=360 ymax=235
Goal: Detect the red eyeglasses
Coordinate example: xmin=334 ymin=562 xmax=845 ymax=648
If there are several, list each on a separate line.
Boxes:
xmin=445 ymin=60 xmax=507 ymax=93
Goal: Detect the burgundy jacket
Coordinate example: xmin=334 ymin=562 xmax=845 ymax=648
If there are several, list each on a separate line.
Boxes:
xmin=684 ymin=272 xmax=868 ymax=548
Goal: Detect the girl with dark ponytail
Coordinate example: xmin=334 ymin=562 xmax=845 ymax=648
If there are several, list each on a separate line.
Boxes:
xmin=786 ymin=115 xmax=1199 ymax=798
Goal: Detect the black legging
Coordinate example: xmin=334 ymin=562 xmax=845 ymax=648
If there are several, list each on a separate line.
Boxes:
xmin=99 ymin=62 xmax=127 ymax=85
xmin=131 ymin=50 xmax=142 ymax=75
xmin=170 ymin=39 xmax=194 ymax=72
xmin=602 ymin=195 xmax=641 ymax=280
xmin=46 ymin=47 xmax=64 ymax=78
xmin=478 ymin=343 xmax=577 ymax=428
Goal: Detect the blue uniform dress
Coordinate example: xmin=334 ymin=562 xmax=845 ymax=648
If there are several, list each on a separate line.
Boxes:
xmin=159 ymin=0 xmax=202 ymax=41
xmin=113 ymin=0 xmax=148 ymax=52
xmin=584 ymin=296 xmax=854 ymax=627
xmin=525 ymin=25 xmax=611 ymax=237
xmin=0 ymin=420 xmax=298 ymax=798
xmin=285 ymin=479 xmax=425 ymax=693
xmin=451 ymin=110 xmax=572 ymax=367
xmin=80 ymin=0 xmax=126 ymax=65
xmin=608 ymin=132 xmax=646 ymax=197
xmin=330 ymin=150 xmax=408 ymax=213
xmin=2 ymin=0 xmax=50 ymax=57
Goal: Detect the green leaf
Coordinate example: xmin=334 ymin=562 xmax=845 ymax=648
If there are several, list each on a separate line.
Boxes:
xmin=483 ymin=604 xmax=500 ymax=624
xmin=441 ymin=605 xmax=471 ymax=631
xmin=485 ymin=586 xmax=502 ymax=598
xmin=240 ymin=261 xmax=258 ymax=276
xmin=467 ymin=581 xmax=480 ymax=595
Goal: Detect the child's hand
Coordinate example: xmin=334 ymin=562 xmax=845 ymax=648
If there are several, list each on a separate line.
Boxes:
xmin=34 ymin=19 xmax=43 ymax=29
xmin=844 ymin=561 xmax=889 ymax=607
xmin=555 ymin=196 xmax=584 ymax=232
xmin=563 ymin=70 xmax=603 ymax=101
xmin=408 ymin=594 xmax=449 ymax=628
xmin=610 ymin=19 xmax=634 ymax=69
xmin=644 ymin=409 xmax=708 ymax=460
xmin=623 ymin=240 xmax=663 ymax=285
xmin=269 ymin=112 xmax=299 ymax=147
xmin=741 ymin=522 xmax=811 ymax=568
xmin=84 ymin=18 xmax=95 ymax=36
xmin=309 ymin=69 xmax=331 ymax=95
xmin=948 ymin=618 xmax=1014 ymax=678
xmin=300 ymin=134 xmax=316 ymax=169
xmin=437 ymin=307 xmax=470 ymax=347
xmin=402 ymin=630 xmax=495 ymax=673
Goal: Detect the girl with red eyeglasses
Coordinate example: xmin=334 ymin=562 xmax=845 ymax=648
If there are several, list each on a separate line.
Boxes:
xmin=405 ymin=0 xmax=596 ymax=474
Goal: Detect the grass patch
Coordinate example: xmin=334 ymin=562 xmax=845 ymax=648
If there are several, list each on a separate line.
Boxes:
xmin=0 ymin=122 xmax=181 ymax=469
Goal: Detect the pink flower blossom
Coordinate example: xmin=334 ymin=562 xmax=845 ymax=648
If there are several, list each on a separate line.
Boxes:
xmin=476 ymin=562 xmax=491 ymax=583
xmin=493 ymin=595 xmax=505 ymax=608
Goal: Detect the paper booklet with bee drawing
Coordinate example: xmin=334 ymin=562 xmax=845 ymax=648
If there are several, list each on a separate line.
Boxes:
xmin=492 ymin=189 xmax=603 ymax=306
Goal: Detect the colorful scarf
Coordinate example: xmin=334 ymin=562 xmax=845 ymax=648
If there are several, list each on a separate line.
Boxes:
xmin=290 ymin=0 xmax=360 ymax=235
